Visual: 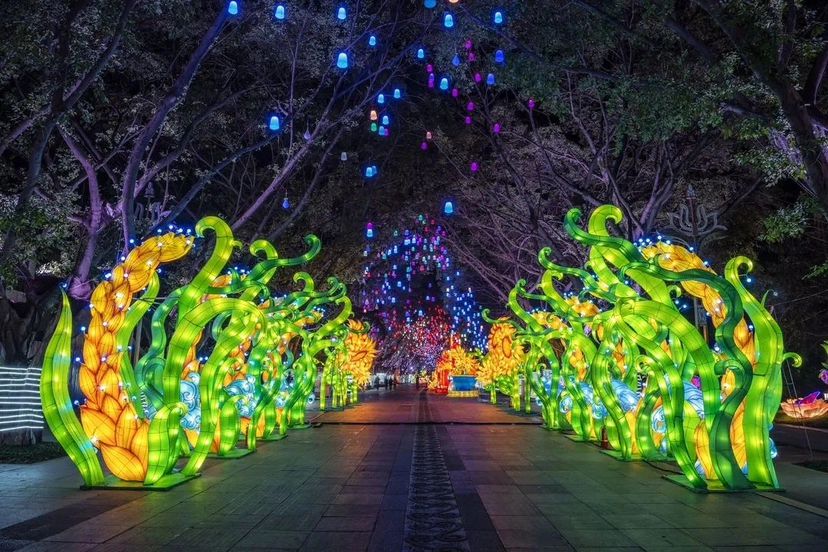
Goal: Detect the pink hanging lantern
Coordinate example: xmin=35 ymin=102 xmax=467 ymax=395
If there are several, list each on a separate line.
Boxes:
xmin=528 ymin=98 xmax=536 ymax=110
xmin=470 ymin=161 xmax=479 ymax=172
xmin=493 ymin=122 xmax=502 ymax=134
xmin=464 ymin=115 xmax=472 ymax=125
xmin=451 ymin=88 xmax=459 ymax=98
xmin=420 ymin=141 xmax=428 ymax=151
xmin=474 ymin=73 xmax=482 ymax=83
xmin=466 ymin=101 xmax=475 ymax=112
xmin=468 ymin=52 xmax=476 ymax=62
xmin=464 ymin=39 xmax=473 ymax=50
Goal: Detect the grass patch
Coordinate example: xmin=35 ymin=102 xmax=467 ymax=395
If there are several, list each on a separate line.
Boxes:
xmin=0 ymin=442 xmax=67 ymax=464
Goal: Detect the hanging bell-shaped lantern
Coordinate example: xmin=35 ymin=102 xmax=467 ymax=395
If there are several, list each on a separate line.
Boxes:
xmin=336 ymin=52 xmax=349 ymax=69
xmin=227 ymin=1 xmax=239 ymax=16
xmin=444 ymin=14 xmax=454 ymax=28
xmin=443 ymin=201 xmax=454 ymax=215
xmin=268 ymin=115 xmax=280 ymax=131
xmin=275 ymin=4 xmax=286 ymax=20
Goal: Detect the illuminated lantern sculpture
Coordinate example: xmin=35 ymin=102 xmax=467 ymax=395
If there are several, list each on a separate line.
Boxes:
xmin=444 ymin=13 xmax=454 ymax=28
xmin=275 ymin=4 xmax=285 ymax=20
xmin=500 ymin=204 xmax=801 ymax=492
xmin=337 ymin=6 xmax=346 ymax=20
xmin=268 ymin=115 xmax=280 ymax=131
xmin=443 ymin=200 xmax=454 ymax=215
xmin=436 ymin=344 xmax=481 ymax=398
xmin=227 ymin=1 xmax=239 ymax=16
xmin=42 ymin=217 xmax=351 ymax=488
xmin=494 ymin=10 xmax=504 ymax=24
xmin=368 ymin=35 xmax=377 ymax=47
xmin=366 ymin=222 xmax=375 ymax=239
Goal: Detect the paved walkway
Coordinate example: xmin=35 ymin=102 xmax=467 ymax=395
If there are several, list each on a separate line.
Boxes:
xmin=1 ymin=385 xmax=827 ymax=551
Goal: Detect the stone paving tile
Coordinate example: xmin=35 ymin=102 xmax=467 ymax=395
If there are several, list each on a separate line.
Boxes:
xmin=314 ymin=515 xmax=376 ymax=531
xmin=231 ymin=529 xmax=309 ymax=550
xmin=556 ymin=527 xmax=639 ymax=548
xmin=300 ymin=530 xmax=371 ymax=551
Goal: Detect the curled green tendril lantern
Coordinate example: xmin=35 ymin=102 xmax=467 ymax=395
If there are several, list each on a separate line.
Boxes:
xmin=501 ymin=205 xmax=800 ymax=492
xmin=42 ymin=217 xmax=361 ymax=489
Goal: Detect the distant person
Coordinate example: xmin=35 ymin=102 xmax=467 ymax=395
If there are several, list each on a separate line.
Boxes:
xmin=374 ymin=375 xmax=380 ymax=389
xmin=384 ymin=375 xmax=389 ymax=389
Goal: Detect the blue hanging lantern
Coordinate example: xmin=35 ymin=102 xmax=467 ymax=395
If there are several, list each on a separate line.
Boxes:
xmin=452 ymin=54 xmax=461 ymax=67
xmin=275 ymin=4 xmax=285 ymax=20
xmin=227 ymin=1 xmax=239 ymax=16
xmin=282 ymin=196 xmax=290 ymax=210
xmin=337 ymin=7 xmax=346 ymax=20
xmin=444 ymin=13 xmax=454 ymax=28
xmin=444 ymin=201 xmax=454 ymax=215
xmin=393 ymin=88 xmax=402 ymax=99
xmin=378 ymin=126 xmax=388 ymax=136
xmin=366 ymin=223 xmax=374 ymax=239
xmin=377 ymin=93 xmax=385 ymax=104
xmin=486 ymin=73 xmax=496 ymax=85
xmin=417 ymin=48 xmax=425 ymax=59
xmin=424 ymin=0 xmax=436 ymax=8
xmin=495 ymin=50 xmax=505 ymax=63
xmin=494 ymin=11 xmax=504 ymax=25
xmin=382 ymin=115 xmax=390 ymax=125
xmin=336 ymin=52 xmax=349 ymax=69
xmin=365 ymin=166 xmax=375 ymax=178
xmin=368 ymin=35 xmax=377 ymax=47
xmin=268 ymin=115 xmax=280 ymax=131
xmin=439 ymin=77 xmax=449 ymax=90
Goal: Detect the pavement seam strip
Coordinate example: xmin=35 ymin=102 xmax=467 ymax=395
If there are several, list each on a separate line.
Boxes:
xmin=402 ymin=390 xmax=470 ymax=551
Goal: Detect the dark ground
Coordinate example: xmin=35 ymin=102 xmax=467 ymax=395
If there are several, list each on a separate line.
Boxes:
xmin=1 ymin=385 xmax=827 ymax=551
